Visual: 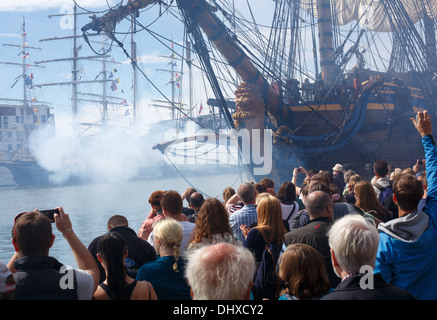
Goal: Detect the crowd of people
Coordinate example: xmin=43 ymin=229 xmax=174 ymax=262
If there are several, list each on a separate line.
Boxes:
xmin=1 ymin=111 xmax=437 ymax=300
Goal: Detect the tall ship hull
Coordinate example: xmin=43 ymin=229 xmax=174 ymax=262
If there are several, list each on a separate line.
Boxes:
xmin=271 ymin=78 xmax=430 ymax=179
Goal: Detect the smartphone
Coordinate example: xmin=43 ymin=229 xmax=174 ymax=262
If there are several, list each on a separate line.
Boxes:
xmin=418 ymin=160 xmax=423 ymax=165
xmin=39 ymin=209 xmax=60 ymax=222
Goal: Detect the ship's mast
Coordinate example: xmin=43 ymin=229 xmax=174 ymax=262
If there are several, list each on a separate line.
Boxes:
xmin=21 ymin=17 xmax=30 ymax=154
xmin=72 ymin=4 xmax=78 ymax=124
xmin=36 ymin=4 xmax=115 ymax=130
xmin=131 ymin=14 xmax=138 ymax=134
xmin=186 ymin=32 xmax=193 ymax=118
xmin=0 ymin=17 xmax=44 ymax=156
xmin=153 ymin=39 xmax=185 ymax=120
xmin=316 ymin=0 xmax=335 ymax=83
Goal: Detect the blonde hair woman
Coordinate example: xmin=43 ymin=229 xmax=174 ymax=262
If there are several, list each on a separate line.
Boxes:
xmin=136 ymin=218 xmax=191 ymax=300
xmin=241 ymin=194 xmax=287 ymax=300
xmin=241 ymin=194 xmax=286 ymax=264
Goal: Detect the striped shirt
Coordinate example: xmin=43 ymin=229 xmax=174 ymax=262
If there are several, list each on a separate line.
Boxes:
xmin=229 ymin=204 xmax=257 ymax=241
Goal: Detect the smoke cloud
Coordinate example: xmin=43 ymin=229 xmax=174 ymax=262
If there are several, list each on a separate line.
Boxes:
xmin=28 ymin=123 xmax=163 ymax=185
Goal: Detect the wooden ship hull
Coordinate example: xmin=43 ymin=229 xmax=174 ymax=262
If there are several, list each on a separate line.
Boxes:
xmin=272 ymin=80 xmax=429 ymax=180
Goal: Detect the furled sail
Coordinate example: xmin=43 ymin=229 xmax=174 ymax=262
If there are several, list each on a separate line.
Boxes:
xmin=300 ymin=0 xmax=437 ymax=32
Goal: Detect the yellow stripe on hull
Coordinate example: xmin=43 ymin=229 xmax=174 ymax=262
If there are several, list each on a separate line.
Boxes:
xmin=289 ymin=103 xmax=395 ymax=111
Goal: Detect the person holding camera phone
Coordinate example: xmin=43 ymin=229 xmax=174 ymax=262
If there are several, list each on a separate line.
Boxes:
xmin=292 ymin=166 xmax=316 ymax=197
xmin=7 ymin=207 xmax=100 ymax=300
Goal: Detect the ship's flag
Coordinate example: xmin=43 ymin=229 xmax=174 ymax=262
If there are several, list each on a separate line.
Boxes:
xmin=33 ymin=106 xmax=38 ymax=112
xmin=113 ymin=67 xmax=118 ymax=73
xmin=25 ymin=75 xmax=33 ymax=86
xmin=31 ymin=97 xmax=36 ymax=102
xmin=109 ymin=72 xmax=113 ymax=78
xmin=199 ymin=102 xmax=203 ymax=114
xmin=110 ymin=81 xmax=117 ymax=91
xmin=124 ymin=109 xmax=130 ymax=116
xmin=121 ymin=99 xmax=128 ymax=105
xmin=23 ymin=52 xmax=29 ymax=58
xmin=116 ymin=78 xmax=120 ymax=83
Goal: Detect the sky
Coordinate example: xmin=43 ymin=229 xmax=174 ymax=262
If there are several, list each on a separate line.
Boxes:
xmin=0 ymin=0 xmax=214 ymax=134
xmin=0 ymin=0 xmax=276 ymax=136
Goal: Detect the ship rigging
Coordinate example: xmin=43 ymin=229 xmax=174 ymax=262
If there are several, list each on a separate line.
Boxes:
xmin=80 ymin=0 xmax=437 ymax=183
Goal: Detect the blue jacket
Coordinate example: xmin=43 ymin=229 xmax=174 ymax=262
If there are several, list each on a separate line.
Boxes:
xmin=375 ymin=135 xmax=437 ymax=300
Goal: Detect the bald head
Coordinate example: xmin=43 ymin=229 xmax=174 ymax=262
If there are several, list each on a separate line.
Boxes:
xmin=186 ymin=241 xmax=256 ymax=300
xmin=305 ymin=191 xmax=333 ymax=220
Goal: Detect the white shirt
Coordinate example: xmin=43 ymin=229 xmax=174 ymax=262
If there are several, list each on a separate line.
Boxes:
xmin=148 ymin=220 xmax=195 ymax=257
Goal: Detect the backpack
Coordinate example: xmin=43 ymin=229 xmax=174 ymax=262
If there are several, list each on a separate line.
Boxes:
xmin=252 ymin=241 xmax=283 ymax=300
xmin=282 ymin=202 xmax=296 ymax=232
xmin=374 ymin=182 xmax=393 ymax=206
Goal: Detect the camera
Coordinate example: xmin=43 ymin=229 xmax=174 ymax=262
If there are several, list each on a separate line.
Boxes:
xmin=39 ymin=209 xmax=60 ymax=222
xmin=297 ymin=167 xmax=302 ymax=172
xmin=418 ymin=160 xmax=423 ymax=165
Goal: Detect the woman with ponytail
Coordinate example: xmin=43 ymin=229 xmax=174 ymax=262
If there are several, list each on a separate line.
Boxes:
xmin=92 ymin=233 xmax=157 ymax=300
xmin=222 ymin=187 xmax=236 ymax=205
xmin=136 ymin=218 xmax=191 ymax=300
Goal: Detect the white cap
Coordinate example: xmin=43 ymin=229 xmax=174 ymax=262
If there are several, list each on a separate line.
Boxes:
xmin=332 ymin=163 xmax=344 ymax=172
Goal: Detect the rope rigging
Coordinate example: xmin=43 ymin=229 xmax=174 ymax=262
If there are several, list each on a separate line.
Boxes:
xmin=78 ymin=0 xmax=437 ymax=180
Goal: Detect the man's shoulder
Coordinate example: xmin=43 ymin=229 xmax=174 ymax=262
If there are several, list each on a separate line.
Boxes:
xmin=285 ymin=219 xmax=331 ymax=237
xmin=112 ymin=227 xmax=151 ymax=245
xmin=374 ymin=177 xmax=391 ymax=188
xmin=230 ymin=205 xmax=256 ymax=218
xmin=239 ymin=204 xmax=257 ymax=213
xmin=180 ymin=220 xmax=196 ymax=231
xmin=73 ymin=269 xmax=95 ymax=300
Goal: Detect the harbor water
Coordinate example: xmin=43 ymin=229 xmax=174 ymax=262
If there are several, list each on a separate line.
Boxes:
xmin=0 ymin=171 xmax=243 ymax=269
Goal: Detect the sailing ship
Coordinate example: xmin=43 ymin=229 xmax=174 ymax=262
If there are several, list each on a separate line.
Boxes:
xmin=0 ymin=18 xmax=56 ymax=186
xmin=0 ymin=10 xmax=143 ymax=186
xmin=77 ymin=0 xmax=437 ymax=185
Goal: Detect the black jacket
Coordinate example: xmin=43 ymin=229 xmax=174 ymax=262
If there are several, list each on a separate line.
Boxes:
xmin=88 ymin=226 xmax=157 ymax=283
xmin=320 ymin=273 xmax=416 ymax=300
xmin=284 ymin=217 xmax=340 ymax=288
xmin=14 ymin=255 xmax=78 ymax=300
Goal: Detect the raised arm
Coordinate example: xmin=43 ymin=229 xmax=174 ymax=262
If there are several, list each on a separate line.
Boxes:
xmin=411 ymin=111 xmax=437 ymax=224
xmin=54 ymin=207 xmax=100 ymax=293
